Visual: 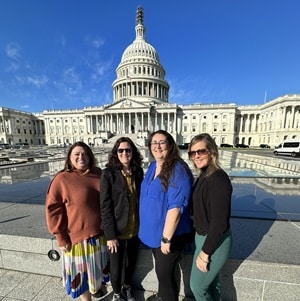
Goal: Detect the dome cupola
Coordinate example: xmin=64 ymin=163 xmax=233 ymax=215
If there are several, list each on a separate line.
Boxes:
xmin=112 ymin=7 xmax=169 ymax=105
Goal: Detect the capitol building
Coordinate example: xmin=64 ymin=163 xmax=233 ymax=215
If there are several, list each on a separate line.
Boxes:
xmin=0 ymin=7 xmax=299 ymax=148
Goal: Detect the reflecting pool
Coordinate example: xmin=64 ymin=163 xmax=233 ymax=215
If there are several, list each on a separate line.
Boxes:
xmin=0 ymin=147 xmax=299 ymax=221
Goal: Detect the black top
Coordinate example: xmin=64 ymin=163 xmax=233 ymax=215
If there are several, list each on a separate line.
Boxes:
xmin=192 ymin=168 xmax=232 ymax=255
xmin=100 ymin=167 xmax=144 ymax=240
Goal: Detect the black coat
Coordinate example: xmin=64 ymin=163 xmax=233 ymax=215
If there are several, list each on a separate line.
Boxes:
xmin=100 ymin=166 xmax=144 ymax=240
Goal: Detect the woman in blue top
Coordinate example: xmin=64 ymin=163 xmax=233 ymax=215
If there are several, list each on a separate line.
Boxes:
xmin=139 ymin=130 xmax=193 ymax=301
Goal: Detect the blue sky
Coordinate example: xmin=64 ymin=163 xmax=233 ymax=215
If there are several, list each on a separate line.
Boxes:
xmin=1 ymin=0 xmax=300 ymax=113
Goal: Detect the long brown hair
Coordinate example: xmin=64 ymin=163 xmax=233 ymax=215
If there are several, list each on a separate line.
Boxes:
xmin=148 ymin=130 xmax=192 ymax=190
xmin=106 ymin=136 xmax=143 ymax=171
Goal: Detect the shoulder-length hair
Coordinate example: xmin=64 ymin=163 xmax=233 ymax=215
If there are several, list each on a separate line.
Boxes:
xmin=148 ymin=130 xmax=192 ymax=191
xmin=106 ymin=137 xmax=143 ymax=171
xmin=188 ymin=133 xmax=220 ymax=177
xmin=63 ymin=141 xmax=97 ymax=172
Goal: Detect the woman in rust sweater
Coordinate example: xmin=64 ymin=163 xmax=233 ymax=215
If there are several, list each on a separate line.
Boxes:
xmin=45 ymin=141 xmax=107 ymax=301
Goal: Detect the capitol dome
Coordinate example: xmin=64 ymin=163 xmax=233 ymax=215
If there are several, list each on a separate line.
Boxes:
xmin=112 ymin=7 xmax=169 ymax=105
xmin=121 ymin=39 xmax=160 ymax=64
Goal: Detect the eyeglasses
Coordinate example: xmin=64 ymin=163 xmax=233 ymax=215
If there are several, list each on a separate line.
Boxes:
xmin=188 ymin=149 xmax=209 ymax=158
xmin=117 ymin=148 xmax=132 ymax=154
xmin=150 ymin=140 xmax=167 ymax=146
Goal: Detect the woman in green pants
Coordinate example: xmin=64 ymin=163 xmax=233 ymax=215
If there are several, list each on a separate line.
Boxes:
xmin=188 ymin=133 xmax=233 ymax=300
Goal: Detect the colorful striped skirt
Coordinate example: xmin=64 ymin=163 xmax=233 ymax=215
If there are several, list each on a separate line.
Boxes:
xmin=62 ymin=235 xmax=108 ymax=299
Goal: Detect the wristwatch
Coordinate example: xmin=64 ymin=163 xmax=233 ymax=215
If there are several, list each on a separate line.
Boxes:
xmin=161 ymin=236 xmax=171 ymax=243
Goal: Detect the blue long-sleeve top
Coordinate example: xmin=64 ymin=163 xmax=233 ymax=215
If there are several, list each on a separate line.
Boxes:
xmin=138 ymin=161 xmax=193 ymax=248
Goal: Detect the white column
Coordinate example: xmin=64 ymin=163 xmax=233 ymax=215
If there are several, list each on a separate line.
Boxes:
xmin=129 ymin=113 xmax=132 ymax=133
xmin=148 ymin=112 xmax=151 ymax=132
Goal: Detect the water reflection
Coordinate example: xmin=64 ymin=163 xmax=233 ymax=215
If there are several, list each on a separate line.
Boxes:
xmin=1 ymin=148 xmax=300 ymax=196
xmin=0 ymin=147 xmax=299 ymax=221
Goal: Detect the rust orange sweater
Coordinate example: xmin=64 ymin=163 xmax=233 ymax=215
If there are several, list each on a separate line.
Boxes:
xmin=45 ymin=167 xmax=102 ymax=247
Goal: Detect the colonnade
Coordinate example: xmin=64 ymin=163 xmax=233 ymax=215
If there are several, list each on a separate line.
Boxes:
xmin=113 ymin=80 xmax=168 ymax=102
xmin=85 ymin=110 xmax=177 ymax=135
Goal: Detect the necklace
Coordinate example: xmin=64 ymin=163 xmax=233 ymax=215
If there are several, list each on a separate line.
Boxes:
xmin=122 ymin=168 xmax=132 ymax=176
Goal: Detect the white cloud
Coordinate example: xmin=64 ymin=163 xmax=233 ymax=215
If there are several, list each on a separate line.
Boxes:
xmin=6 ymin=61 xmax=19 ymax=72
xmin=91 ymin=62 xmax=111 ymax=82
xmin=6 ymin=42 xmax=21 ymax=60
xmin=53 ymin=67 xmax=83 ymax=97
xmin=27 ymin=75 xmax=48 ymax=88
xmin=14 ymin=75 xmax=48 ymax=88
xmin=92 ymin=38 xmax=105 ymax=49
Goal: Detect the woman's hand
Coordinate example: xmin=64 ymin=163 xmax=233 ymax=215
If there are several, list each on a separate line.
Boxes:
xmin=60 ymin=243 xmax=71 ymax=253
xmin=107 ymin=239 xmax=119 ymax=253
xmin=160 ymin=242 xmax=171 ymax=255
xmin=196 ymin=251 xmax=210 ymax=272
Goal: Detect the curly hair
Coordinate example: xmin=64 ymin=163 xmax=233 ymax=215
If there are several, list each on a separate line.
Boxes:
xmin=63 ymin=141 xmax=97 ymax=172
xmin=106 ymin=137 xmax=143 ymax=171
xmin=148 ymin=130 xmax=192 ymax=191
xmin=188 ymin=133 xmax=220 ymax=177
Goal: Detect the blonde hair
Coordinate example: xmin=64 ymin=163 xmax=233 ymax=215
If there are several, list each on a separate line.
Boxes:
xmin=188 ymin=133 xmax=220 ymax=177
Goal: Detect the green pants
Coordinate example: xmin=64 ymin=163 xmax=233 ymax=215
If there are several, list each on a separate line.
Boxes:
xmin=190 ymin=230 xmax=232 ymax=301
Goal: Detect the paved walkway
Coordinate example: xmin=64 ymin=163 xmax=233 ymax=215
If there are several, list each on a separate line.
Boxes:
xmin=0 ymin=269 xmax=185 ymax=301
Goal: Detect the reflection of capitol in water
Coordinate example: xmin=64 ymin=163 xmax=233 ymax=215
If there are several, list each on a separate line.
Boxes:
xmin=0 ymin=162 xmax=49 ymax=184
xmin=219 ymin=150 xmax=300 ymax=195
xmin=0 ymin=148 xmax=300 ymax=195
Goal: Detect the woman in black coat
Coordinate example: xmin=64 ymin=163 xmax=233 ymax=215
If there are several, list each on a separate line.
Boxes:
xmin=100 ymin=137 xmax=144 ymax=301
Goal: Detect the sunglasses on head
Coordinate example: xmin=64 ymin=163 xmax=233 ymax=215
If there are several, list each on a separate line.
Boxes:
xmin=188 ymin=148 xmax=209 ymax=158
xmin=117 ymin=148 xmax=132 ymax=154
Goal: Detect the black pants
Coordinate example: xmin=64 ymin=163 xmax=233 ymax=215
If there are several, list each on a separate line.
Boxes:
xmin=151 ymin=236 xmax=183 ymax=301
xmin=109 ymin=236 xmax=140 ymax=294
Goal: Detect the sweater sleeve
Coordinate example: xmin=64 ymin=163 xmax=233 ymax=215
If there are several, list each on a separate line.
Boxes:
xmin=202 ymin=170 xmax=232 ymax=255
xmin=45 ymin=173 xmax=70 ymax=247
